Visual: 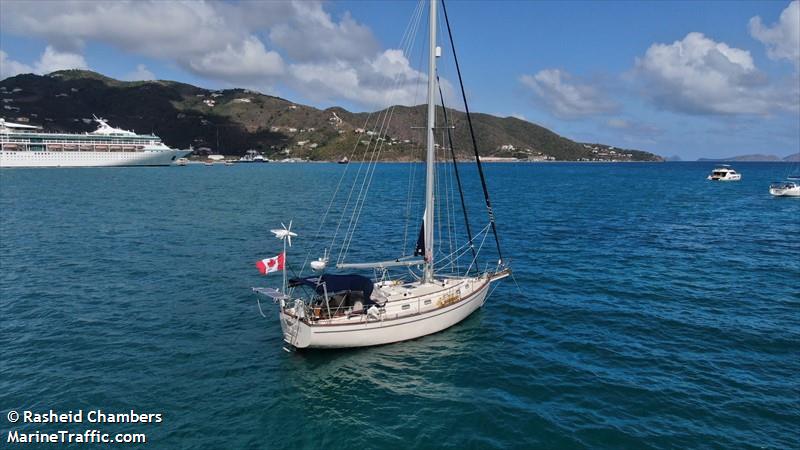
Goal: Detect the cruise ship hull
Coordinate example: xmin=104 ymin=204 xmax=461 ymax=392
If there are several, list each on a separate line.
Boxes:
xmin=0 ymin=149 xmax=191 ymax=168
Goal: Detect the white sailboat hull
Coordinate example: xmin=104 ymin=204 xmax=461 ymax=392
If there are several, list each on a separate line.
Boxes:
xmin=769 ymin=186 xmax=800 ymax=197
xmin=280 ymin=280 xmax=491 ymax=349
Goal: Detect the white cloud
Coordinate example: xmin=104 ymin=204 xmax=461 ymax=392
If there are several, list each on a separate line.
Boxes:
xmin=269 ymin=4 xmax=378 ymax=63
xmin=0 ymin=50 xmax=33 ymax=79
xmin=749 ymin=1 xmax=800 ymax=67
xmin=288 ymin=49 xmax=434 ymax=108
xmin=188 ymin=36 xmax=285 ymax=82
xmin=519 ymin=69 xmax=617 ymax=119
xmin=607 ymin=118 xmax=629 ymax=129
xmin=0 ymin=46 xmax=87 ymax=79
xmin=124 ymin=64 xmax=155 ymax=81
xmin=0 ymin=1 xmax=276 ymax=85
xmin=0 ymin=0 xmax=397 ymax=107
xmin=34 ymin=46 xmax=88 ymax=73
xmin=606 ymin=117 xmax=662 ymax=137
xmin=635 ymin=32 xmax=796 ymax=115
xmin=1 ymin=1 xmax=240 ymax=57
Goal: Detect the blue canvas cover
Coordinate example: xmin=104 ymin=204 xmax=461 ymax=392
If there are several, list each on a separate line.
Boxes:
xmin=289 ymin=274 xmax=375 ymax=303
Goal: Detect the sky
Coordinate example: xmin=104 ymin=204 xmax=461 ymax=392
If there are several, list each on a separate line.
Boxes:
xmin=0 ymin=0 xmax=798 ymax=160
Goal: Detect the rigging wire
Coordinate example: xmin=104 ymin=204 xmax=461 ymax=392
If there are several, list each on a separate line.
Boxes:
xmin=338 ymin=3 xmax=428 ymax=264
xmin=435 ymin=223 xmax=490 ymax=273
xmin=441 ymin=0 xmax=505 ymax=265
xmin=298 ymin=0 xmax=426 ymax=274
xmin=339 ymin=106 xmax=398 ymax=263
xmin=329 ymin=0 xmax=426 ymax=265
xmin=402 ymin=3 xmax=431 ymax=257
xmin=435 ymin=72 xmax=477 ymax=272
xmin=440 ymin=130 xmax=455 ymax=273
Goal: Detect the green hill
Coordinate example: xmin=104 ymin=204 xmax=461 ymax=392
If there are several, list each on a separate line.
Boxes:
xmin=0 ymin=70 xmax=662 ymax=161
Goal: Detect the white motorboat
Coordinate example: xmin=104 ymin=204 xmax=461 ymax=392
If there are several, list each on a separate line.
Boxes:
xmin=770 ymin=177 xmax=800 ymax=197
xmin=707 ymin=165 xmax=741 ymax=181
xmin=253 ymin=0 xmax=510 ymax=349
xmin=238 ymin=149 xmax=267 ymax=163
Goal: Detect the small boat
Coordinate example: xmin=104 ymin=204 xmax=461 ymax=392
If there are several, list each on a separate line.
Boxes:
xmin=224 ymin=161 xmax=234 ymax=166
xmin=707 ymin=165 xmax=741 ymax=181
xmin=769 ymin=177 xmax=800 ymax=197
xmin=203 ymin=161 xmax=213 ymax=166
xmin=239 ymin=149 xmax=265 ymax=163
xmin=176 ymin=158 xmax=188 ymax=166
xmin=337 ymin=156 xmax=349 ymax=164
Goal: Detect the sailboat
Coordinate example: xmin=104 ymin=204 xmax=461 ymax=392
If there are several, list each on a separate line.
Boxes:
xmin=770 ymin=155 xmax=800 ymax=197
xmin=769 ymin=176 xmax=800 ymax=197
xmin=253 ymin=0 xmax=510 ymax=349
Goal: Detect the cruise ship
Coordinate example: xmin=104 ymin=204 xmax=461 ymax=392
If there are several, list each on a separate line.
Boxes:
xmin=0 ymin=117 xmax=191 ymax=168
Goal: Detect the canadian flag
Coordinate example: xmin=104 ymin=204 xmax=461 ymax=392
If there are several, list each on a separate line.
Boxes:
xmin=256 ymin=252 xmax=285 ymax=274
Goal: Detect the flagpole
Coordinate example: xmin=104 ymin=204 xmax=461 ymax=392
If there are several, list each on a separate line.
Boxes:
xmin=282 ymin=238 xmax=287 ymax=296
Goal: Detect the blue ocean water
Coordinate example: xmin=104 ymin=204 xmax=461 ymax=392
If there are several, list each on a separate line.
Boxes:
xmin=1 ymin=162 xmax=798 ymax=449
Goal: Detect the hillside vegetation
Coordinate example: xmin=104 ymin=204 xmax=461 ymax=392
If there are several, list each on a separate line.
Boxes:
xmin=0 ymin=70 xmax=662 ymax=162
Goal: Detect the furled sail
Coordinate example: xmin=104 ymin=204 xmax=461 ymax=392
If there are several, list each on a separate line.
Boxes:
xmin=414 ymin=221 xmax=425 ymax=257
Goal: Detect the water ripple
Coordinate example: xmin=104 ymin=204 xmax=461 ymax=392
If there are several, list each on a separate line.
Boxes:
xmin=2 ymin=162 xmax=798 ymax=449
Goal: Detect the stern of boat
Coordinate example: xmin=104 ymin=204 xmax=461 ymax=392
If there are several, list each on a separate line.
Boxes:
xmin=279 ymin=311 xmax=312 ymax=348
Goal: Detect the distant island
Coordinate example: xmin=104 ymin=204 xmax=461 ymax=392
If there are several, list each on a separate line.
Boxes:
xmin=0 ymin=69 xmax=663 ymax=162
xmin=698 ymin=153 xmax=799 ymax=162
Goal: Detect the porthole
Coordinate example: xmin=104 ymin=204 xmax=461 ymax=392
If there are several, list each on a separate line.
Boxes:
xmin=424 ymin=299 xmax=431 ymax=305
xmin=402 ymin=304 xmax=410 ymax=310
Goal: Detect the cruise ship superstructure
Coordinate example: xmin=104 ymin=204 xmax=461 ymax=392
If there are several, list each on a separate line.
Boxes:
xmin=0 ymin=117 xmax=190 ymax=168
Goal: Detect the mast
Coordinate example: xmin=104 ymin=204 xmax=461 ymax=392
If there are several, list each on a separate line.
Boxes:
xmin=423 ymin=0 xmax=437 ymax=283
